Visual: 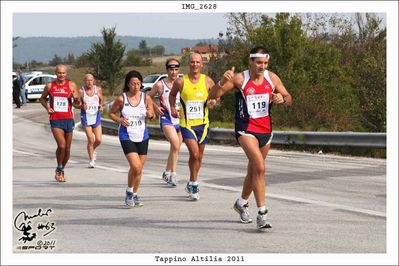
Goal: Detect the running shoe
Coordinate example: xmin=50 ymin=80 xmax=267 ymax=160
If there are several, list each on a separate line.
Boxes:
xmin=186 ymin=182 xmax=200 ymax=200
xmin=256 ymin=210 xmax=272 ymax=229
xmin=133 ymin=194 xmax=143 ymax=207
xmin=125 ymin=191 xmax=135 ymax=207
xmin=190 ymin=184 xmax=200 ymax=200
xmin=233 ymin=199 xmax=253 ymax=224
xmin=88 ymin=160 xmax=95 ymax=168
xmin=185 ymin=182 xmax=192 ymax=193
xmin=54 ymin=168 xmax=65 ymax=182
xmin=167 ymin=173 xmax=177 ymax=187
xmin=162 ymin=171 xmax=170 ymax=183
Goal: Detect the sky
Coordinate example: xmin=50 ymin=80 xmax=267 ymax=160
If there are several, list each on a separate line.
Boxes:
xmin=13 ymin=13 xmax=232 ymax=40
xmin=12 ymin=11 xmax=387 ymax=40
xmin=10 ymin=0 xmax=387 ymax=41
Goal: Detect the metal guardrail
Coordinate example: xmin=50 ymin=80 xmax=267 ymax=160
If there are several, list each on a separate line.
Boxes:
xmin=100 ymin=119 xmax=386 ymax=148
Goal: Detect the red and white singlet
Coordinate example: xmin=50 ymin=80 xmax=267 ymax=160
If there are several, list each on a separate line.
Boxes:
xmin=235 ymin=70 xmax=275 ymax=133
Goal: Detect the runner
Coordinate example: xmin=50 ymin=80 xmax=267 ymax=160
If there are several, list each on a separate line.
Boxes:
xmin=208 ymin=46 xmax=292 ymax=229
xmin=39 ymin=64 xmax=82 ymax=182
xmin=148 ymin=58 xmax=182 ymax=187
xmin=169 ymin=52 xmax=218 ymax=200
xmin=108 ymin=70 xmax=155 ymax=207
xmin=80 ymin=73 xmax=104 ymax=168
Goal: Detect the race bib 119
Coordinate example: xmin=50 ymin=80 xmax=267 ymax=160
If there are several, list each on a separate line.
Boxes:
xmin=246 ymin=93 xmax=269 ymax=118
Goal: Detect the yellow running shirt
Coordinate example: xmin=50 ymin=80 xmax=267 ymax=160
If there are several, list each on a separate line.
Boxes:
xmin=179 ymin=74 xmax=209 ymax=128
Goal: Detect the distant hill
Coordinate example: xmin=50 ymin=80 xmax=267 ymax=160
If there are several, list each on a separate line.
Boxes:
xmin=13 ymin=36 xmax=217 ymax=64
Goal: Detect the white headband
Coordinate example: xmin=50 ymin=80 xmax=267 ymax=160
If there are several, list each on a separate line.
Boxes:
xmin=249 ymin=53 xmax=270 ymax=59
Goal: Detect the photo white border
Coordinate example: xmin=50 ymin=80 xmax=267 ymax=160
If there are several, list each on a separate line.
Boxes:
xmin=1 ymin=1 xmax=398 ymax=265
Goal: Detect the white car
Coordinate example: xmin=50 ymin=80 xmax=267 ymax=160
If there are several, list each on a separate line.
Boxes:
xmin=141 ymin=73 xmax=183 ymax=92
xmin=24 ymin=73 xmax=57 ymax=101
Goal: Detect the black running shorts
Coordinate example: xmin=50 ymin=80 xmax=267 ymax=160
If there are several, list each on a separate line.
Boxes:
xmin=120 ymin=139 xmax=149 ymax=155
xmin=235 ymin=131 xmax=273 ymax=148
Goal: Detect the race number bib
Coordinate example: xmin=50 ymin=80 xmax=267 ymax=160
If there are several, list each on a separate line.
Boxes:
xmin=246 ymin=93 xmax=269 ymax=118
xmin=86 ymin=103 xmax=98 ymax=115
xmin=126 ymin=115 xmax=145 ymax=140
xmin=53 ymin=96 xmax=68 ymax=112
xmin=186 ymin=100 xmax=204 ymax=120
xmin=85 ymin=103 xmax=98 ymax=125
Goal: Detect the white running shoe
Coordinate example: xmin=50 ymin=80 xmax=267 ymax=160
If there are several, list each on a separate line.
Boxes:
xmin=88 ymin=160 xmax=95 ymax=168
xmin=256 ymin=210 xmax=272 ymax=229
xmin=162 ymin=171 xmax=170 ymax=183
xmin=167 ymin=174 xmax=177 ymax=187
xmin=125 ymin=191 xmax=135 ymax=207
xmin=186 ymin=182 xmax=200 ymax=200
xmin=133 ymin=195 xmax=143 ymax=207
xmin=233 ymin=199 xmax=253 ymax=223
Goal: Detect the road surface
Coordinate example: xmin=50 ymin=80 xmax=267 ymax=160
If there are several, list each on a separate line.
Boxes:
xmin=7 ymin=104 xmax=389 ymax=264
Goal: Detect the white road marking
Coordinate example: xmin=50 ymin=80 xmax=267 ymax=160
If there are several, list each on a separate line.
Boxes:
xmin=13 ymin=149 xmax=78 ymax=164
xmin=12 ymin=150 xmax=38 ymax=156
xmin=13 ymin=149 xmax=385 ymax=218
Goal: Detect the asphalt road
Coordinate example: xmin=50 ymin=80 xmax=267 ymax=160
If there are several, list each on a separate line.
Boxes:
xmin=8 ymin=103 xmax=388 ymax=264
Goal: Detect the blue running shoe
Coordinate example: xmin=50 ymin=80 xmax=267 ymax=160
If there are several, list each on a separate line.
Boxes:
xmin=191 ymin=184 xmax=200 ymax=200
xmin=186 ymin=182 xmax=200 ymax=201
xmin=185 ymin=182 xmax=192 ymax=194
xmin=133 ymin=194 xmax=143 ymax=207
xmin=125 ymin=191 xmax=135 ymax=207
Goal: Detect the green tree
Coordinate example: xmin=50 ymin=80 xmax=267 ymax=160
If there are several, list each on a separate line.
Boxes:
xmin=29 ymin=60 xmax=45 ymax=68
xmin=195 ymin=41 xmax=209 ymax=46
xmin=180 ymin=50 xmax=191 ymax=66
xmin=350 ymin=14 xmax=386 ymax=131
xmin=49 ymin=54 xmax=63 ymax=66
xmin=74 ymin=52 xmax=91 ymax=67
xmin=124 ymin=49 xmax=152 ymax=66
xmin=87 ymin=27 xmax=126 ymax=95
xmin=139 ymin=40 xmax=150 ymax=56
xmin=64 ymin=53 xmax=75 ymax=64
xmin=260 ymin=13 xmax=358 ymax=130
xmin=301 ymin=13 xmax=386 ymax=131
xmin=151 ymin=45 xmax=165 ymax=56
xmin=208 ymin=12 xmax=385 ymax=132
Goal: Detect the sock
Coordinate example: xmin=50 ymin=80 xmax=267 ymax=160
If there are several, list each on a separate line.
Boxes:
xmin=164 ymin=171 xmax=171 ymax=177
xmin=57 ymin=165 xmax=63 ymax=171
xmin=126 ymin=187 xmax=133 ymax=193
xmin=258 ymin=206 xmax=266 ymax=214
xmin=192 ymin=181 xmax=198 ymax=186
xmin=133 ymin=192 xmax=137 ymax=197
xmin=238 ymin=197 xmax=248 ymax=206
xmin=171 ymin=172 xmax=176 ymax=176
